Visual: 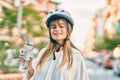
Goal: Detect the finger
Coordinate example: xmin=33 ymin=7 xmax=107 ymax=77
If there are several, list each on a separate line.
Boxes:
xmin=19 ymin=49 xmax=24 ymax=56
xmin=19 ymin=55 xmax=24 ymax=59
xmin=30 ymin=57 xmax=33 ymax=61
xmin=20 ymin=48 xmax=24 ymax=54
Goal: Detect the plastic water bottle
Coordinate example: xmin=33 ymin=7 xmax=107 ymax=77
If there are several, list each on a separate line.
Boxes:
xmin=19 ymin=40 xmax=34 ymax=72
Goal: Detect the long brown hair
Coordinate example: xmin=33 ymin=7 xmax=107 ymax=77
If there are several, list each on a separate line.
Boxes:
xmin=36 ymin=19 xmax=80 ymax=70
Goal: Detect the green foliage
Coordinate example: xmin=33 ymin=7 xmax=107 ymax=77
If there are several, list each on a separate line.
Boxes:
xmin=0 ymin=41 xmax=20 ymax=73
xmin=0 ymin=41 xmax=13 ymax=50
xmin=22 ymin=5 xmax=42 ymax=32
xmin=0 ymin=65 xmax=9 ymax=73
xmin=104 ymin=35 xmax=120 ymax=50
xmin=0 ymin=52 xmax=7 ymax=65
xmin=94 ymin=33 xmax=120 ymax=51
xmin=38 ymin=42 xmax=47 ymax=50
xmin=32 ymin=42 xmax=47 ymax=58
xmin=12 ymin=49 xmax=20 ymax=59
xmin=0 ymin=41 xmax=12 ymax=66
xmin=22 ymin=5 xmax=41 ymax=20
xmin=32 ymin=27 xmax=48 ymax=37
xmin=94 ymin=36 xmax=105 ymax=50
xmin=0 ymin=5 xmax=47 ymax=73
xmin=0 ymin=7 xmax=17 ymax=28
xmin=0 ymin=5 xmax=42 ymax=31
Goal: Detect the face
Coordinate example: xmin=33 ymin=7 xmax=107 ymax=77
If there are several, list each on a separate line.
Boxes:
xmin=49 ymin=19 xmax=67 ymax=44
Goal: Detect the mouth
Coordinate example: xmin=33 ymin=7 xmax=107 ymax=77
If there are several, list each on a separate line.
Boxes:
xmin=54 ymin=33 xmax=62 ymax=35
xmin=53 ymin=31 xmax=62 ymax=35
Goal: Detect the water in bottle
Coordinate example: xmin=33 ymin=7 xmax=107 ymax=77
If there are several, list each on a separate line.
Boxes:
xmin=19 ymin=40 xmax=34 ymax=72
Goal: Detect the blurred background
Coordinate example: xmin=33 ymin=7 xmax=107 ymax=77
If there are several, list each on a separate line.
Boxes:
xmin=0 ymin=0 xmax=120 ymax=80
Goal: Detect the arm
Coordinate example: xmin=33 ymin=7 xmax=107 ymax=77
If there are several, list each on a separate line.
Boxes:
xmin=79 ymin=57 xmax=89 ymax=80
xmin=72 ymin=50 xmax=89 ymax=80
xmin=23 ymin=48 xmax=46 ymax=80
xmin=23 ymin=59 xmax=34 ymax=80
xmin=19 ymin=49 xmax=34 ymax=80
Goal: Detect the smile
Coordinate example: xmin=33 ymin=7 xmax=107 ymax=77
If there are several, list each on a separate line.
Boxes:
xmin=53 ymin=31 xmax=62 ymax=35
xmin=54 ymin=33 xmax=62 ymax=35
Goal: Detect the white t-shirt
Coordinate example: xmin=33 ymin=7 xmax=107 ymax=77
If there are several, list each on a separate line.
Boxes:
xmin=23 ymin=48 xmax=89 ymax=80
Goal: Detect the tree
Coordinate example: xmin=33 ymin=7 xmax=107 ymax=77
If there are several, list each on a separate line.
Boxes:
xmin=0 ymin=5 xmax=47 ymax=73
xmin=0 ymin=7 xmax=17 ymax=29
xmin=94 ymin=32 xmax=120 ymax=51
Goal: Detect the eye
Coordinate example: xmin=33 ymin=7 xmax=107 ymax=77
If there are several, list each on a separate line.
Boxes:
xmin=51 ymin=26 xmax=56 ymax=29
xmin=60 ymin=26 xmax=64 ymax=28
xmin=59 ymin=24 xmax=65 ymax=28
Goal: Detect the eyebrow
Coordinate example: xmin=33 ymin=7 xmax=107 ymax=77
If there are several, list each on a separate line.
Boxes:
xmin=50 ymin=22 xmax=65 ymax=26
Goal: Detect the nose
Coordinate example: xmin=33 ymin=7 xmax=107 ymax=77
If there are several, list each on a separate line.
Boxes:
xmin=55 ymin=26 xmax=60 ymax=31
xmin=53 ymin=26 xmax=61 ymax=34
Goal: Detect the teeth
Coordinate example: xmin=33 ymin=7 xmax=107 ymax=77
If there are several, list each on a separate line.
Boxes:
xmin=54 ymin=32 xmax=62 ymax=34
xmin=54 ymin=31 xmax=62 ymax=34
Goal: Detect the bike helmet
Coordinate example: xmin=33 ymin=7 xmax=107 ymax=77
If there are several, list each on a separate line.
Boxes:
xmin=45 ymin=9 xmax=74 ymax=28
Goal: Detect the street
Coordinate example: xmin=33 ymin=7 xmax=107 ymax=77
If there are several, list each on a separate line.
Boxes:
xmin=86 ymin=60 xmax=120 ymax=80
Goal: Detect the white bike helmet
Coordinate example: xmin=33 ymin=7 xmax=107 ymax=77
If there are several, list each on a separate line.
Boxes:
xmin=45 ymin=9 xmax=74 ymax=28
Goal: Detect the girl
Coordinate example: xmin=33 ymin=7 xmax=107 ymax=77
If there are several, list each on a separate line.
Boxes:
xmin=22 ymin=9 xmax=89 ymax=80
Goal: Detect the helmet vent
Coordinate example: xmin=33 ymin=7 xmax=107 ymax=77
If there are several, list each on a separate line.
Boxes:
xmin=50 ymin=11 xmax=53 ymax=14
xmin=61 ymin=10 xmax=64 ymax=12
xmin=55 ymin=9 xmax=58 ymax=11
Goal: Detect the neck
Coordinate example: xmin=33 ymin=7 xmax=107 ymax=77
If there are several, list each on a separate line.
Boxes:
xmin=56 ymin=41 xmax=64 ymax=45
xmin=56 ymin=44 xmax=63 ymax=52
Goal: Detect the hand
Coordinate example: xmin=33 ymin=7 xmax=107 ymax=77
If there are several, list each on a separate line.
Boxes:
xmin=19 ymin=49 xmax=24 ymax=63
xmin=28 ymin=57 xmax=34 ymax=77
xmin=19 ymin=49 xmax=34 ymax=77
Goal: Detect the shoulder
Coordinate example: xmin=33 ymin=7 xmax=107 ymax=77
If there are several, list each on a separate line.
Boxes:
xmin=72 ymin=48 xmax=80 ymax=54
xmin=72 ymin=48 xmax=82 ymax=56
xmin=37 ymin=47 xmax=47 ymax=57
xmin=71 ymin=48 xmax=87 ymax=69
xmin=72 ymin=48 xmax=84 ymax=60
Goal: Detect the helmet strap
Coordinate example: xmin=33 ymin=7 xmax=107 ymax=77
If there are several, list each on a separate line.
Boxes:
xmin=56 ymin=38 xmax=69 ymax=52
xmin=51 ymin=37 xmax=69 ymax=60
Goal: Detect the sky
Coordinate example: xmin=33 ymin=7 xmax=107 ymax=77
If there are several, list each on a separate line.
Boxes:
xmin=57 ymin=0 xmax=105 ymax=49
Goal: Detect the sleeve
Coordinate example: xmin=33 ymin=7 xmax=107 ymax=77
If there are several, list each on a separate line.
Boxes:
xmin=23 ymin=48 xmax=46 ymax=80
xmin=73 ymin=51 xmax=89 ymax=80
xmin=78 ymin=56 xmax=89 ymax=80
xmin=23 ymin=70 xmax=31 ymax=80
